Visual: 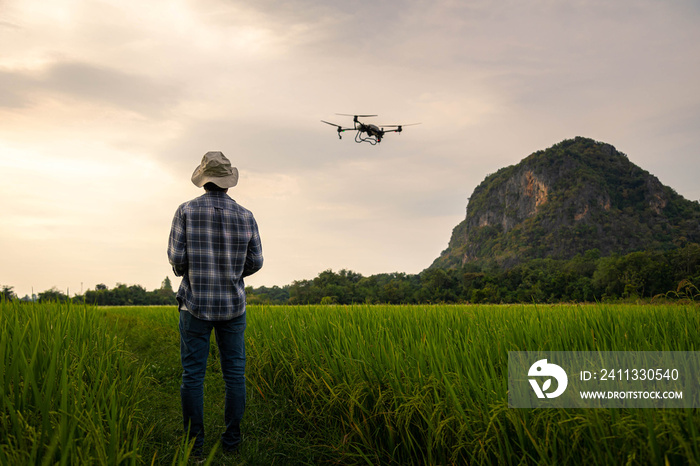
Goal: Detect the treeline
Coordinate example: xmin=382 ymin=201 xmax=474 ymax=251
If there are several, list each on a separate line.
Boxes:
xmin=1 ymin=278 xmax=177 ymax=306
xmin=4 ymin=244 xmax=699 ymax=306
xmin=82 ymin=282 xmax=177 ymax=306
xmin=248 ymin=244 xmax=700 ymax=304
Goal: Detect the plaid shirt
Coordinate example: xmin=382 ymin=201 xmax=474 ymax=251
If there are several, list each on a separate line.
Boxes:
xmin=168 ymin=191 xmax=263 ymax=321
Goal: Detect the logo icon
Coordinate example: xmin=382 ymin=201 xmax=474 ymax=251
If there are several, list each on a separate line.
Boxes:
xmin=528 ymin=359 xmax=568 ymax=398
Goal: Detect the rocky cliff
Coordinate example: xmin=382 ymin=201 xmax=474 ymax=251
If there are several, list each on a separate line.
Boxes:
xmin=431 ymin=137 xmax=700 ymax=270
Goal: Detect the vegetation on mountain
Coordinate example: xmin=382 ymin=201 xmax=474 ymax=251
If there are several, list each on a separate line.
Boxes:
xmin=432 ymin=137 xmax=700 ymax=269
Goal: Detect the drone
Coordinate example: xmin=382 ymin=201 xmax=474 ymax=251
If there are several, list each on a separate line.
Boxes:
xmin=321 ymin=114 xmax=420 ymax=145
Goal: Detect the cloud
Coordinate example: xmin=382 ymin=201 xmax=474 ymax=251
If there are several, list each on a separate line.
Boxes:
xmin=0 ymin=60 xmax=184 ymax=116
xmin=43 ymin=62 xmax=182 ymax=116
xmin=0 ymin=20 xmax=20 ymax=30
xmin=0 ymin=69 xmax=33 ymax=107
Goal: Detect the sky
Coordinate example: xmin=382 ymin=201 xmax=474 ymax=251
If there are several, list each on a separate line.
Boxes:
xmin=1 ymin=0 xmax=699 ymax=298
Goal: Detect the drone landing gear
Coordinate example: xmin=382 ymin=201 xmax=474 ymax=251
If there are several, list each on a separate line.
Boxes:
xmin=355 ymin=132 xmax=379 ymax=145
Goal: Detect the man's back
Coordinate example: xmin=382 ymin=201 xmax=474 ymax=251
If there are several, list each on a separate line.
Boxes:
xmin=170 ymin=151 xmax=261 ymax=458
xmin=168 ymin=191 xmax=263 ymax=320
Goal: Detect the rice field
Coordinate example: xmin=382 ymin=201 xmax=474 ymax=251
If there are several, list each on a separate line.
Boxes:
xmin=2 ymin=300 xmax=700 ymax=464
xmin=0 ymin=301 xmax=148 ymax=465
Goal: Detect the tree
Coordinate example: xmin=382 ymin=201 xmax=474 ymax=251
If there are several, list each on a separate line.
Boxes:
xmin=84 ymin=282 xmax=176 ymax=305
xmin=156 ymin=276 xmax=177 ymax=305
xmin=161 ymin=276 xmax=173 ymax=292
xmin=38 ymin=287 xmax=69 ymax=303
xmin=1 ymin=285 xmax=15 ymax=301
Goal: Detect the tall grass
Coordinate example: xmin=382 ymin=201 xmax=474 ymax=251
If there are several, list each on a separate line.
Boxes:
xmin=0 ymin=300 xmax=149 ymax=465
xmin=245 ymin=303 xmax=700 ymax=465
xmin=5 ymin=301 xmax=698 ymax=464
xmin=99 ymin=305 xmax=334 ymax=465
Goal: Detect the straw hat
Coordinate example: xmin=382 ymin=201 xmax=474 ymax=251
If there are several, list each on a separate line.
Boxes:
xmin=191 ymin=151 xmax=239 ymax=188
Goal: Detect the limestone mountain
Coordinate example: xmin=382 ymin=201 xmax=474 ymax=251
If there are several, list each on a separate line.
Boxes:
xmin=431 ymin=137 xmax=700 ymax=270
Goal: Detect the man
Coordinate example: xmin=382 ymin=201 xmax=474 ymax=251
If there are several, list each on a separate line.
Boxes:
xmin=168 ymin=151 xmax=263 ymax=457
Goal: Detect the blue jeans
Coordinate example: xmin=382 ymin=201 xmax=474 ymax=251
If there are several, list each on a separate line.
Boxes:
xmin=179 ymin=309 xmax=247 ymax=452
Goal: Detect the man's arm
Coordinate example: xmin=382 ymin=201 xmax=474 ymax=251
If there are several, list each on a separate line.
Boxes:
xmin=168 ymin=205 xmax=188 ymax=277
xmin=243 ymin=217 xmax=263 ymax=278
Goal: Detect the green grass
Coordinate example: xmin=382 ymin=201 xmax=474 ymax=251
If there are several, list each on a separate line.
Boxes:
xmin=0 ymin=301 xmax=148 ymax=465
xmin=2 ymin=302 xmax=700 ymax=464
xmin=98 ymin=306 xmax=331 ymax=465
xmin=243 ymin=303 xmax=700 ymax=464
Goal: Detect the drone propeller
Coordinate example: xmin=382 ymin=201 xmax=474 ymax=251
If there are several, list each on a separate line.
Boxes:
xmin=321 ymin=120 xmax=342 ymax=128
xmin=321 ymin=120 xmax=349 ymax=139
xmin=336 ymin=113 xmax=378 ymax=124
xmin=335 ymin=113 xmax=378 ymax=118
xmin=381 ymin=123 xmax=421 ymax=128
xmin=381 ymin=122 xmax=421 ymax=133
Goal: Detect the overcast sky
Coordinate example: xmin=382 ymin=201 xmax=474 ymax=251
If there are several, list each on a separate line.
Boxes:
xmin=2 ymin=0 xmax=699 ymax=298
